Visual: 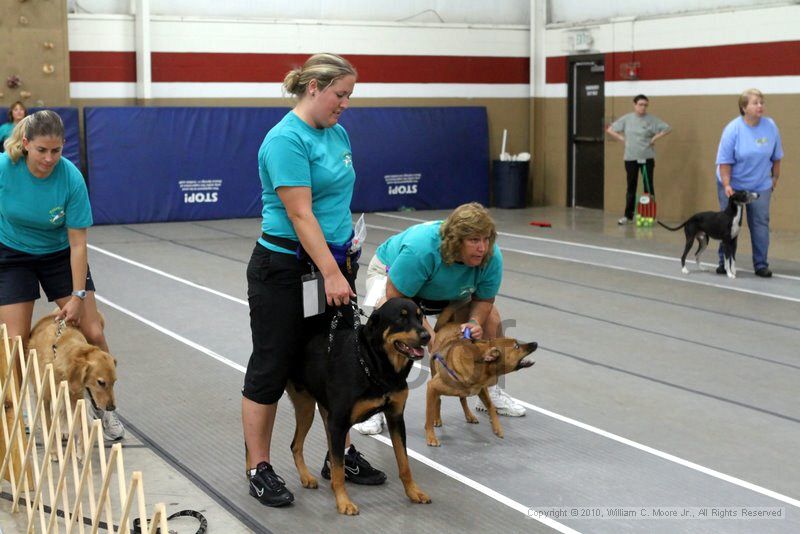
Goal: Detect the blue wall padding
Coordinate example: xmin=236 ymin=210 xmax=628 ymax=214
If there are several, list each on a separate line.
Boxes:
xmin=84 ymin=106 xmax=488 ymax=224
xmin=1 ymin=107 xmax=80 ymax=168
xmin=85 ymin=107 xmax=276 ymax=224
xmin=340 ymin=107 xmax=488 ymax=212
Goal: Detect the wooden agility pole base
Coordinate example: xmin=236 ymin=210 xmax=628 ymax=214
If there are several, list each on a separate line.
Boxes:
xmin=1 ymin=322 xmax=169 ymax=533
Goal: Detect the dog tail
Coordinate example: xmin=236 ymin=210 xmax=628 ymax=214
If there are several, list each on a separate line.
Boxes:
xmin=657 ymin=220 xmax=686 ymax=232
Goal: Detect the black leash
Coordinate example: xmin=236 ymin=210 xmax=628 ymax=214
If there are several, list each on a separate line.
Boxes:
xmin=1 ymin=491 xmax=207 ymax=533
xmin=133 ymin=509 xmax=208 ymax=533
xmin=327 ymin=302 xmax=390 ymax=391
xmin=51 ymin=318 xmax=66 ymax=358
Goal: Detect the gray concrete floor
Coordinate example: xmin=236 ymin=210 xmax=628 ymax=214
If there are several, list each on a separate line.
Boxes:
xmin=2 ymin=206 xmax=799 ymax=533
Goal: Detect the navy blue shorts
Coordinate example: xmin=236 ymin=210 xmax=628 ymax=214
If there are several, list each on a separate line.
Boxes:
xmin=242 ymin=243 xmax=358 ymax=405
xmin=0 ymin=241 xmax=96 ymax=306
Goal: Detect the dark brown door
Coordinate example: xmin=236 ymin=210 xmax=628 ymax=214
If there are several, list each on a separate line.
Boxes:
xmin=568 ymin=58 xmax=605 ymax=209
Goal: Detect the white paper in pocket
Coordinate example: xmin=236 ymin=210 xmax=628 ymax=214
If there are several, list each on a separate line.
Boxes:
xmin=364 ymin=275 xmax=387 ymax=308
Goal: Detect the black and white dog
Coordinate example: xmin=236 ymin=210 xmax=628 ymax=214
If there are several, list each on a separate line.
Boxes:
xmin=658 ymin=190 xmax=759 ymax=278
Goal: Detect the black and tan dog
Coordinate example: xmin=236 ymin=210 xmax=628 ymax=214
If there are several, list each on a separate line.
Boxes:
xmin=425 ymin=308 xmax=537 ymax=447
xmin=286 ymin=297 xmax=432 ymax=515
xmin=658 ymin=190 xmax=759 ymax=278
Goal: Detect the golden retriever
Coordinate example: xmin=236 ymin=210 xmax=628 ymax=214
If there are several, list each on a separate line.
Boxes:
xmin=28 ymin=312 xmax=117 ymax=447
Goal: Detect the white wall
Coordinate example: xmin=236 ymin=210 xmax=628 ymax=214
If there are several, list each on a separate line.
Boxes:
xmin=548 ymin=0 xmax=789 ymax=25
xmin=543 ymin=2 xmax=800 ymax=97
xmin=69 ymin=0 xmax=530 ymax=25
xmin=68 ymin=15 xmax=530 ymax=99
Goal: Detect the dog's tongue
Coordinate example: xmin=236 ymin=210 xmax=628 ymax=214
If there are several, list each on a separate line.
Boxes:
xmin=409 ymin=346 xmax=424 ymax=358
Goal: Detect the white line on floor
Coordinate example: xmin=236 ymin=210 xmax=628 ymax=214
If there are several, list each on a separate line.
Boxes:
xmin=371 ymin=434 xmax=579 ymax=533
xmin=89 ymin=244 xmax=248 ymax=305
xmin=500 ymin=246 xmax=800 ymax=304
xmin=371 ymin=212 xmax=800 ymax=282
xmin=93 ymin=291 xmax=573 ymax=530
xmin=367 ymin=216 xmax=800 ymax=303
xmin=94 ymin=294 xmax=247 ymax=373
xmin=91 ymin=253 xmax=800 ymax=513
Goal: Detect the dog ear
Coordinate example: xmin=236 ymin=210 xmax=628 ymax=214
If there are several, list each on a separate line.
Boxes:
xmin=483 ymin=347 xmax=501 ymax=362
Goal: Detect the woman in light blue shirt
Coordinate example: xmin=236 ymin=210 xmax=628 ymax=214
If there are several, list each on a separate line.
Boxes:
xmin=715 ymin=88 xmax=783 ymax=277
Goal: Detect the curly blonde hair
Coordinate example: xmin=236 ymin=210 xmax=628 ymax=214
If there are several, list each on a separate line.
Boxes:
xmin=439 ymin=203 xmax=496 ymax=267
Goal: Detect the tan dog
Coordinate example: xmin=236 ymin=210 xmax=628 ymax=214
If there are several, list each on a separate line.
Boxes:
xmin=28 ymin=312 xmax=118 ymax=437
xmin=425 ymin=318 xmax=537 ymax=447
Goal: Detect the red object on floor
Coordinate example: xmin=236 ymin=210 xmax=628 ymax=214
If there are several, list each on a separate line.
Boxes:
xmin=530 ymin=221 xmax=552 ymax=227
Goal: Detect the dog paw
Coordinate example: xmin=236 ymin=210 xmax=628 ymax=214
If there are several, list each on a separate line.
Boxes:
xmin=426 ymin=436 xmax=441 ymax=447
xmin=337 ymin=501 xmax=359 ymax=516
xmin=465 ymin=414 xmax=479 ymax=424
xmin=432 ymin=418 xmax=442 ymax=427
xmin=407 ymin=487 xmax=432 ymax=504
xmin=301 ymin=475 xmax=318 ymax=489
xmin=727 ymin=273 xmax=736 ymax=279
xmin=493 ymin=428 xmax=504 ymax=439
xmin=681 ymin=267 xmax=689 ymax=275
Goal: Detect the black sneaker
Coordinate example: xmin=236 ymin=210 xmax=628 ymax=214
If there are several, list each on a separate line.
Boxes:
xmin=755 ymin=268 xmax=773 ymax=278
xmin=321 ymin=445 xmax=387 ymax=485
xmin=248 ymin=462 xmax=294 ymax=507
xmin=716 ymin=265 xmax=726 ymax=275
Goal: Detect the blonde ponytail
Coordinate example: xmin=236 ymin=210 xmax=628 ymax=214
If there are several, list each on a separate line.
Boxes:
xmin=3 ymin=116 xmax=30 ymax=163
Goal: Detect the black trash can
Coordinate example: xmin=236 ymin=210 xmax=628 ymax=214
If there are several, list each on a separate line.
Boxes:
xmin=492 ymin=160 xmax=529 ymax=208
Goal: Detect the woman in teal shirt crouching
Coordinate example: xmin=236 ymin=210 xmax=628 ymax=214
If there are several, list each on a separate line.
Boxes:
xmin=354 ymin=202 xmax=526 ymax=436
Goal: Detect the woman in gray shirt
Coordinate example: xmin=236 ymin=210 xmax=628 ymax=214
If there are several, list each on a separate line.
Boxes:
xmin=607 ymin=94 xmax=671 ymax=224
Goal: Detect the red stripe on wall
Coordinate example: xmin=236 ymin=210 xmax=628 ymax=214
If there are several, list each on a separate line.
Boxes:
xmin=546 ymin=56 xmax=568 ymax=85
xmin=70 ymin=52 xmax=529 ymax=84
xmin=546 ymin=40 xmax=800 ymax=84
xmin=152 ymin=53 xmax=529 ymax=83
xmin=70 ymin=51 xmax=137 ymax=82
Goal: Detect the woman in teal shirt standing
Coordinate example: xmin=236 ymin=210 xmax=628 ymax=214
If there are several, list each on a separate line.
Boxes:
xmin=0 ymin=101 xmax=27 ymax=152
xmin=242 ymin=53 xmax=385 ymax=508
xmin=0 ymin=110 xmax=124 ymax=440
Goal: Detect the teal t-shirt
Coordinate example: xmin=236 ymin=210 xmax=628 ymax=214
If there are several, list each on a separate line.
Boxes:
xmin=376 ymin=221 xmax=503 ymax=301
xmin=256 ymin=111 xmax=355 ymax=254
xmin=0 ymin=154 xmax=93 ymax=254
xmin=0 ymin=122 xmax=14 ymax=150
